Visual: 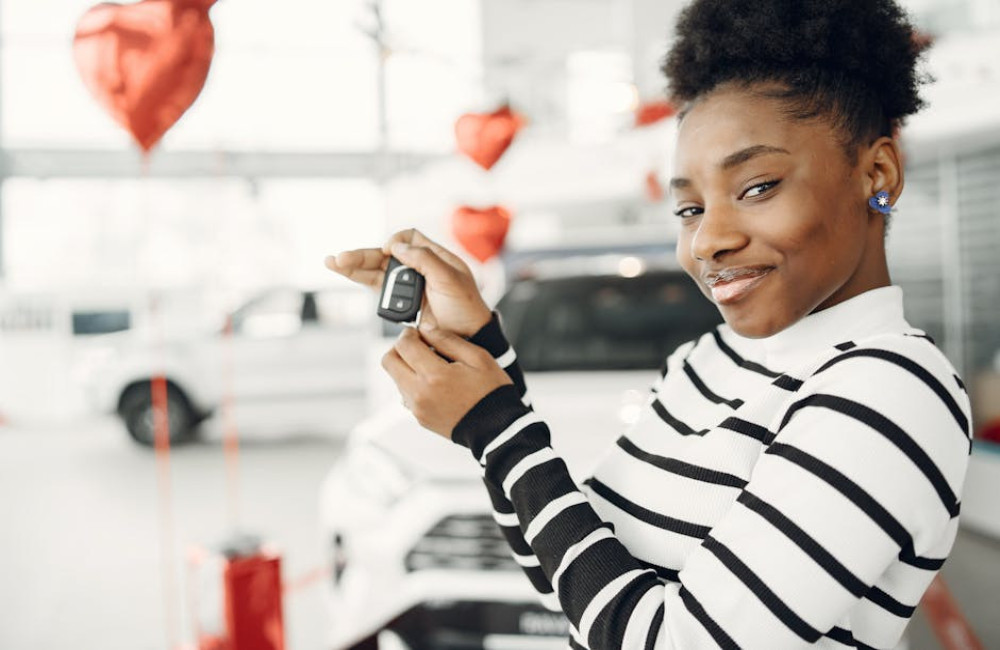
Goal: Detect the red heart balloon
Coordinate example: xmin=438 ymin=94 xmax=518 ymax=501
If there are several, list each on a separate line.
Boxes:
xmin=645 ymin=170 xmax=665 ymax=202
xmin=455 ymin=105 xmax=524 ymax=171
xmin=73 ymin=0 xmax=217 ymax=152
xmin=452 ymin=206 xmax=512 ymax=263
xmin=634 ymin=100 xmax=676 ymax=128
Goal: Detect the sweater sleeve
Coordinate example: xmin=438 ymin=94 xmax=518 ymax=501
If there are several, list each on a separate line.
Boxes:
xmin=451 ymin=340 xmax=970 ymax=649
xmin=467 ymin=312 xmax=532 ymax=408
xmin=466 ymin=313 xmax=560 ymax=608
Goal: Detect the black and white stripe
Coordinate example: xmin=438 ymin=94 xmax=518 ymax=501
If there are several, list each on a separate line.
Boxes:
xmin=452 ymin=310 xmax=969 ymax=649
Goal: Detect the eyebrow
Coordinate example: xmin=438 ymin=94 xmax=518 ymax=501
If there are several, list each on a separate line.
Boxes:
xmin=719 ymin=144 xmax=790 ymax=170
xmin=668 ymin=144 xmax=791 ymax=191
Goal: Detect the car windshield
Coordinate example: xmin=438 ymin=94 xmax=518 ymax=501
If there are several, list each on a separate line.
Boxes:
xmin=497 ymin=272 xmax=722 ymax=372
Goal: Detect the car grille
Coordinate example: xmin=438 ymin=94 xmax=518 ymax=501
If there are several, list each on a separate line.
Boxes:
xmin=405 ymin=514 xmax=520 ymax=572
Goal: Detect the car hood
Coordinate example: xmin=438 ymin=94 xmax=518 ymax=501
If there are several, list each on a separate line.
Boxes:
xmin=358 ymin=369 xmax=656 ymax=483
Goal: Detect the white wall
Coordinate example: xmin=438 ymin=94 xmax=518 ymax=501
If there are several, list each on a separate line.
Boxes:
xmin=478 ymin=0 xmax=686 ymax=132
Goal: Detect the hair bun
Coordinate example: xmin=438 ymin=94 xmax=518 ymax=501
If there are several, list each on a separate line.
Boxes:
xmin=662 ymin=0 xmax=928 ymax=124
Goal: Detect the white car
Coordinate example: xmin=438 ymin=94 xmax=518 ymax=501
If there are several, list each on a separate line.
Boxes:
xmin=77 ymin=287 xmax=372 ymax=445
xmin=319 ymin=259 xmax=722 ymax=649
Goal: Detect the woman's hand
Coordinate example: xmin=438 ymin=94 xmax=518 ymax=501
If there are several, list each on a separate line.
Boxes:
xmin=325 ymin=228 xmax=492 ymax=337
xmin=383 ymin=325 xmax=512 ymax=438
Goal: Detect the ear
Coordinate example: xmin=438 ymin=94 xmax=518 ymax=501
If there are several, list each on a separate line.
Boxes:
xmin=860 ymin=135 xmax=904 ymax=207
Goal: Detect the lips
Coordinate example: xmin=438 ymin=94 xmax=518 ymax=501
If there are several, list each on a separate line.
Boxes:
xmin=705 ymin=266 xmax=774 ymax=305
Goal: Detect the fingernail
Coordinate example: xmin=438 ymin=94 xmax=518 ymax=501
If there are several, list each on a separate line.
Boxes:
xmin=391 ymin=242 xmax=409 ymax=255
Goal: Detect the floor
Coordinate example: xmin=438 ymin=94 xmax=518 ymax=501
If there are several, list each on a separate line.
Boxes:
xmin=0 ymin=416 xmax=342 ymax=650
xmin=1 ymin=417 xmax=998 ymax=650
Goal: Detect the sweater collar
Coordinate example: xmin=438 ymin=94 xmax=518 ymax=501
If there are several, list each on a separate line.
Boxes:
xmin=727 ymin=285 xmax=909 ymax=370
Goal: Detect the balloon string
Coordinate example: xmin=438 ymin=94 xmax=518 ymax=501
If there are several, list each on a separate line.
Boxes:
xmin=282 ymin=563 xmax=332 ymax=595
xmin=221 ymin=314 xmax=241 ymax=530
xmin=143 ymin=152 xmax=181 ymax=650
xmin=208 ymin=145 xmax=242 ymax=533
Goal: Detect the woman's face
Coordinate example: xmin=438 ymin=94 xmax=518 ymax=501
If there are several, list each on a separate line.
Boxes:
xmin=671 ymin=85 xmax=889 ymax=338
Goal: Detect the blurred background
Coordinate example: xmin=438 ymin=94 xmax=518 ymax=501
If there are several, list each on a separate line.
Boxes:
xmin=0 ymin=0 xmax=998 ymax=649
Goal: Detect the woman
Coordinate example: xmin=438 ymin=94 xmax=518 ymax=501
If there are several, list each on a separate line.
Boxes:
xmin=326 ymin=0 xmax=971 ymax=647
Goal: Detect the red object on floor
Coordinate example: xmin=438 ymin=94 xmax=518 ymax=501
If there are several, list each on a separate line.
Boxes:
xmin=225 ymin=552 xmax=285 ymax=650
xmin=197 ymin=545 xmax=285 ymax=650
xmin=919 ymin=574 xmax=983 ymax=650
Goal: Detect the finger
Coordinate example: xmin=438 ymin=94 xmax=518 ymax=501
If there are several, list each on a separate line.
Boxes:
xmin=418 ymin=325 xmax=491 ymax=367
xmin=384 ymin=228 xmax=469 ymax=271
xmin=394 ymin=327 xmax=447 ymax=375
xmin=324 ymin=249 xmax=388 ymax=289
xmin=418 ymin=304 xmax=439 ymax=331
xmin=381 ymin=347 xmax=418 ymax=391
xmin=323 ymin=259 xmax=383 ymax=289
xmin=387 ymin=243 xmax=460 ymax=286
xmin=416 ymin=307 xmax=451 ymax=361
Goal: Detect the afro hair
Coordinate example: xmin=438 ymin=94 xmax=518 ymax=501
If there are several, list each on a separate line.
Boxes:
xmin=661 ymin=0 xmax=930 ymax=154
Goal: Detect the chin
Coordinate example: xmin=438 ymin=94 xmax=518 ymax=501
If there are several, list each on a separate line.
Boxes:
xmin=720 ymin=309 xmax=789 ymax=339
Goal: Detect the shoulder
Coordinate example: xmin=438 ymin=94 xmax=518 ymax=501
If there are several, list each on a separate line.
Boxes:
xmin=777 ymin=330 xmax=971 ymax=505
xmin=800 ymin=331 xmax=970 ymax=438
xmin=765 ymin=331 xmax=971 ymax=552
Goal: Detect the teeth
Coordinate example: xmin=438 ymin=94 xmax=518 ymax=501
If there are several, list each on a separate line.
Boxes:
xmin=713 ymin=269 xmax=760 ymax=285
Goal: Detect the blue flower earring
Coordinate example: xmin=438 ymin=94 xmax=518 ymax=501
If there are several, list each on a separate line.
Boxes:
xmin=868 ymin=190 xmax=892 ymax=214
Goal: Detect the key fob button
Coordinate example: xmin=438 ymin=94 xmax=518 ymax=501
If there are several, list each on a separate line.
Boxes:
xmin=391 ymin=283 xmax=416 ymax=299
xmin=397 ymin=270 xmax=417 ymax=285
xmin=391 ymin=297 xmax=413 ymax=313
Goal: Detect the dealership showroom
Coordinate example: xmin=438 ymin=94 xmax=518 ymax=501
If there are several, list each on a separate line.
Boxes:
xmin=2 ymin=0 xmax=1000 ymax=648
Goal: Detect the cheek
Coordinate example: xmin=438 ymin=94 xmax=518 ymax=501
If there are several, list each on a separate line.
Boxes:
xmin=778 ymin=209 xmax=860 ymax=280
xmin=764 ymin=194 xmax=836 ymax=258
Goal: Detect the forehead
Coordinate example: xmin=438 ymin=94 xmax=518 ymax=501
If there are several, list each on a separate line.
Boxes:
xmin=672 ymin=87 xmax=834 ymax=174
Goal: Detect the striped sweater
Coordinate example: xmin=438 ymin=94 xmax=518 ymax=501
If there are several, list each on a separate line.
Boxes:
xmin=454 ymin=285 xmax=971 ymax=649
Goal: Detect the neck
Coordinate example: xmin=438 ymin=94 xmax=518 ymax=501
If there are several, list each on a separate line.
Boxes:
xmin=814 ymin=219 xmax=890 ymax=314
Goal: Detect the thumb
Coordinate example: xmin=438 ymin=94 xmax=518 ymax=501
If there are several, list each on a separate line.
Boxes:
xmin=419 ymin=324 xmax=487 ymax=367
xmin=390 ymin=242 xmax=457 ymax=285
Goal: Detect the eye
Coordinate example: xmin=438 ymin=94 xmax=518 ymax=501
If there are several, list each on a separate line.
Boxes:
xmin=673 ymin=205 xmax=704 ymax=219
xmin=741 ymin=179 xmax=781 ymax=199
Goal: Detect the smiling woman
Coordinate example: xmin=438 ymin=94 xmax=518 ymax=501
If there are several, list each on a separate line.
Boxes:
xmin=661 ymin=0 xmax=926 ymax=340
xmin=669 ymin=86 xmax=898 ymax=338
xmin=328 ymin=1 xmax=973 ymax=648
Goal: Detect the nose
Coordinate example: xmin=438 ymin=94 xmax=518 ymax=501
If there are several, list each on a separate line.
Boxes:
xmin=689 ymin=205 xmax=749 ymax=262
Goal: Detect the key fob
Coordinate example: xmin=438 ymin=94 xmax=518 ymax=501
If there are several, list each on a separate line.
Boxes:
xmin=377 ymin=256 xmax=425 ymax=324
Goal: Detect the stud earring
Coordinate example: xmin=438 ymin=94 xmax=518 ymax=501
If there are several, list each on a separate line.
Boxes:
xmin=868 ymin=190 xmax=892 ymax=214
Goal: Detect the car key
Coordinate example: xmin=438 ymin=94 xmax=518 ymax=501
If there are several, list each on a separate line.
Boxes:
xmin=377 ymin=256 xmax=425 ymax=324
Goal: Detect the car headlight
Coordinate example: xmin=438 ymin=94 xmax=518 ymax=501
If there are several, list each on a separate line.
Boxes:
xmin=618 ymin=389 xmax=646 ymax=426
xmin=342 ymin=440 xmax=415 ymax=508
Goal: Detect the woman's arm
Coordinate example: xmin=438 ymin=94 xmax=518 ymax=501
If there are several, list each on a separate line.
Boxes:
xmin=393 ymin=327 xmax=969 ymax=649
xmin=467 ymin=312 xmax=561 ymax=607
xmin=467 ymin=312 xmax=531 ymax=406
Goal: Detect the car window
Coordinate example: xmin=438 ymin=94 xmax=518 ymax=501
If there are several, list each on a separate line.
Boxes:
xmin=72 ymin=310 xmax=131 ymax=336
xmin=501 ymin=272 xmax=721 ymax=371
